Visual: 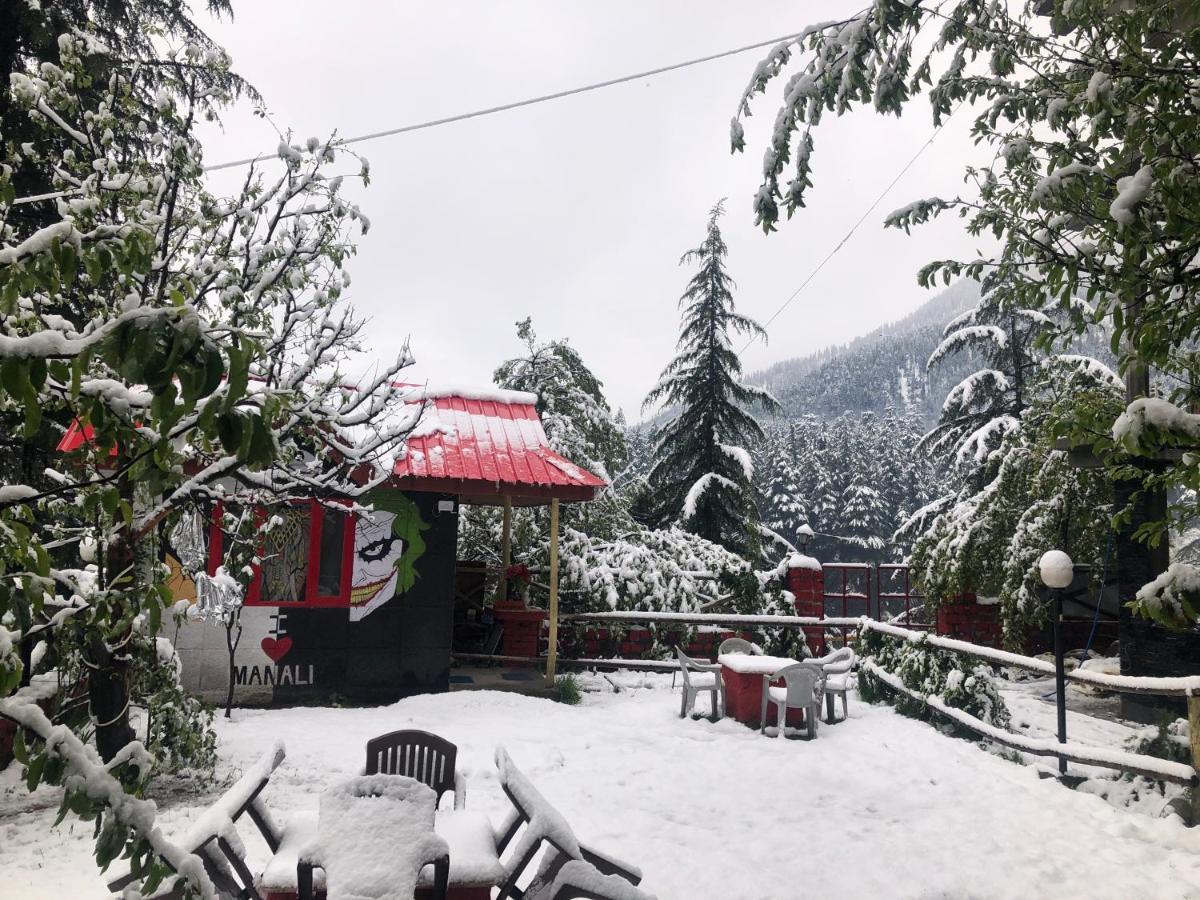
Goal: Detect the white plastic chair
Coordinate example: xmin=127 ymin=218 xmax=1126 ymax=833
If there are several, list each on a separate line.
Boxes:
xmin=674 ymin=646 xmax=724 ymax=721
xmin=759 ymin=663 xmax=825 ymax=739
xmin=717 ymin=637 xmax=761 ymax=657
xmin=814 ymin=647 xmax=855 ymax=723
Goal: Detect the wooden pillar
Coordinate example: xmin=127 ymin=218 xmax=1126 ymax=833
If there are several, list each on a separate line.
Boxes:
xmin=545 ymin=498 xmax=560 ymax=688
xmin=497 ymin=496 xmax=512 ymax=602
xmin=1188 ymin=693 xmax=1200 ymax=824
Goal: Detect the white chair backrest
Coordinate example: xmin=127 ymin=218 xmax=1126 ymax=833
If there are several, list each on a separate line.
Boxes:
xmin=821 ymin=647 xmax=855 ymax=675
xmin=674 ymin=646 xmax=706 ymax=687
xmin=775 ymin=664 xmax=823 ymax=706
xmin=717 ymin=637 xmax=759 ymax=657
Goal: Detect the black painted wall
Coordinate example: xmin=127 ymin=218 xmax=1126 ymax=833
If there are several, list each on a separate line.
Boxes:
xmin=267 ymin=491 xmax=459 ymax=704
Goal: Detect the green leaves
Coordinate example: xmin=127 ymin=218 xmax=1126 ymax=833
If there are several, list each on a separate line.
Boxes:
xmin=1 ymin=357 xmax=47 ymax=436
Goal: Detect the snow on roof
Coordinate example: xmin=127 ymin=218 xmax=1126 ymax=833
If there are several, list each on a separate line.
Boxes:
xmin=396 ymin=382 xmax=538 ymax=406
xmin=391 ymin=384 xmax=606 ymax=505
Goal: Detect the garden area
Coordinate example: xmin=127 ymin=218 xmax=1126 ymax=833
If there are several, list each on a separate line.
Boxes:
xmin=5 ymin=674 xmax=1200 ymax=900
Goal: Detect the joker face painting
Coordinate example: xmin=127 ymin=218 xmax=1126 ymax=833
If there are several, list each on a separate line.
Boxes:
xmin=349 ymin=511 xmax=403 ymax=621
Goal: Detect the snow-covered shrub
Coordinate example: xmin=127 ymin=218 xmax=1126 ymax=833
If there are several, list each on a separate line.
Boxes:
xmin=858 ymin=628 xmax=1010 ymax=730
xmin=1124 ymin=717 xmax=1191 ymax=773
xmin=130 ymin=638 xmax=217 ymax=777
xmin=553 ymin=674 xmax=583 ymax=706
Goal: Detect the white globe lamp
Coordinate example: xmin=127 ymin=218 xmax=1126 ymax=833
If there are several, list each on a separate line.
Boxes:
xmin=1039 ymin=549 xmax=1075 ymax=590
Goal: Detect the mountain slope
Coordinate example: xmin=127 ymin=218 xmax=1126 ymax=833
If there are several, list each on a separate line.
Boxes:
xmin=750 ymin=280 xmax=981 ymax=423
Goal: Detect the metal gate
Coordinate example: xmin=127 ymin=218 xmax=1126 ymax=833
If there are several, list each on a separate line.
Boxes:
xmin=821 ymin=562 xmax=928 ymax=627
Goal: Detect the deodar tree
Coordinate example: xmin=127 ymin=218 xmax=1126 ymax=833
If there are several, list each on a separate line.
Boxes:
xmin=644 ymin=201 xmax=780 ymax=556
xmin=0 ymin=30 xmax=414 ymax=896
xmin=733 ymin=0 xmax=1200 ymax=625
xmin=494 ymin=317 xmax=628 ymax=482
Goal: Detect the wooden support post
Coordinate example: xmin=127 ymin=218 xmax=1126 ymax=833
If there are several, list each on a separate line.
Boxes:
xmin=545 ymin=498 xmax=560 ymax=688
xmin=497 ymin=496 xmax=512 ymax=602
xmin=1189 ymin=693 xmax=1200 ymax=824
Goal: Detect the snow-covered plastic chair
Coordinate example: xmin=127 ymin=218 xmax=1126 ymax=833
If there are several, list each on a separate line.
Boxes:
xmin=810 ymin=647 xmax=855 ymax=723
xmin=717 ymin=637 xmax=761 ymax=657
xmin=673 ymin=646 xmax=724 ymax=721
xmin=759 ymin=663 xmax=825 ymax=739
xmin=543 ymin=860 xmax=658 ymax=900
xmin=493 ymin=746 xmax=643 ymax=900
xmin=105 ymin=741 xmax=290 ymax=899
xmin=296 ymin=774 xmax=450 ymax=900
xmin=364 ymin=728 xmax=467 ymax=809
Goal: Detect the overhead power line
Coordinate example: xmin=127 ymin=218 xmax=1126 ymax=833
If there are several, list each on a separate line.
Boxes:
xmin=12 ymin=30 xmax=804 ymax=204
xmin=740 ymin=111 xmax=956 ymax=355
xmin=204 ymin=31 xmax=804 ymax=172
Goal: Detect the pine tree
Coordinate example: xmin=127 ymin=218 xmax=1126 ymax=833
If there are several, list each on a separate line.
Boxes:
xmin=919 ymin=289 xmax=1057 ymax=485
xmin=644 ymin=201 xmax=779 ymax=555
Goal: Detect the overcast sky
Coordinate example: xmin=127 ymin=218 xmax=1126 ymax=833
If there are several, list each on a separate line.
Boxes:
xmin=196 ymin=1 xmax=988 ymax=419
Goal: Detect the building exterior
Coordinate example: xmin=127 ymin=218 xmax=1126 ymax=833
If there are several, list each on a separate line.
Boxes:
xmin=168 ymin=384 xmax=605 ymax=705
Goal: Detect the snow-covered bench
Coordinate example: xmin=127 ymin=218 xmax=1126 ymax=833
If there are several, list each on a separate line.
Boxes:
xmin=492 ymin=746 xmax=648 ymax=900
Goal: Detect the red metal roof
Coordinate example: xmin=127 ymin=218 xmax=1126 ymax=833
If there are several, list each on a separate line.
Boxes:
xmin=389 ymin=387 xmax=607 ymax=505
xmin=57 ymin=420 xmax=95 ymax=453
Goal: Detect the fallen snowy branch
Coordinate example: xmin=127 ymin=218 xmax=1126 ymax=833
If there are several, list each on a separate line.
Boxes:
xmin=0 ymin=691 xmax=216 ymax=897
xmin=861 ymin=660 xmax=1196 ymax=785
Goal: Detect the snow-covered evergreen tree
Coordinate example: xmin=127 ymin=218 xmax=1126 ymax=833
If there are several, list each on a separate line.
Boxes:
xmin=904 ymin=356 xmax=1122 ymax=644
xmin=754 ymin=412 xmax=940 ymax=562
xmin=494 ymin=317 xmax=627 ymax=481
xmin=919 ymin=289 xmax=1056 ymax=483
xmin=644 ymin=201 xmax=779 ymax=555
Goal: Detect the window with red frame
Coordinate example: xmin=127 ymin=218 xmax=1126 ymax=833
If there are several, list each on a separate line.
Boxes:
xmin=208 ymin=500 xmax=355 ymax=607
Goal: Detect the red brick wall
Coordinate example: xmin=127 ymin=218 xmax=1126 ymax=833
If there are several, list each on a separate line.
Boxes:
xmin=935 ymin=593 xmax=1003 ymax=648
xmin=786 ymin=563 xmax=825 ymax=655
xmin=575 ymin=626 xmax=759 ymax=662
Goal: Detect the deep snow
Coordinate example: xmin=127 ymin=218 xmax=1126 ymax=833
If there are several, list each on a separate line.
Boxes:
xmin=4 ymin=674 xmax=1200 ymax=900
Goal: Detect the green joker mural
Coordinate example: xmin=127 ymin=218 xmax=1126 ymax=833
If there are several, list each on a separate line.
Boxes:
xmin=349 ymin=491 xmax=429 ymax=622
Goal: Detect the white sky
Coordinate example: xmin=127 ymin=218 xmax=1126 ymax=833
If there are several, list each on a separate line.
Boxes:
xmin=196 ymin=1 xmax=989 ymax=419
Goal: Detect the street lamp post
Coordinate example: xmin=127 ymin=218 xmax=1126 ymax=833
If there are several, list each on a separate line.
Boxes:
xmin=1039 ymin=549 xmax=1074 ymax=775
xmin=796 ymin=523 xmax=814 ymax=554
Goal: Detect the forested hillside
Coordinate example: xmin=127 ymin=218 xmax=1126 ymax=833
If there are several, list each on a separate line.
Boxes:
xmin=750 ymin=280 xmax=980 ymax=424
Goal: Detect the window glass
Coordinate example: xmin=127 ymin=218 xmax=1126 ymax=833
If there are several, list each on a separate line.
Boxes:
xmin=317 ymin=510 xmax=347 ymax=598
xmin=260 ymin=507 xmax=312 ymax=602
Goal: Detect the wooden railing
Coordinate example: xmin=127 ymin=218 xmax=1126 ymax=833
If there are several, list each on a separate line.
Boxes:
xmin=454 ymin=611 xmax=1200 ymax=792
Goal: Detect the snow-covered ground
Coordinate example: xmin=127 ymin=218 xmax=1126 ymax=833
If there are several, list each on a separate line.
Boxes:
xmin=4 ymin=674 xmax=1200 ymax=900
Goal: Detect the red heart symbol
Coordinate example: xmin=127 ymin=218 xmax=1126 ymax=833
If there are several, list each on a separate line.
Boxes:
xmin=261 ymin=636 xmax=292 ymax=663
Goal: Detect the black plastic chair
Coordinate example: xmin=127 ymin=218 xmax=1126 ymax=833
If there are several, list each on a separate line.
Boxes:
xmin=364 ymin=729 xmax=465 ymax=809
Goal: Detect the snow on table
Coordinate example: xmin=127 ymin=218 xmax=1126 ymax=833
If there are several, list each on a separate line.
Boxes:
xmin=9 ymin=681 xmax=1200 ymax=900
xmin=308 ymin=774 xmax=449 ymax=900
xmin=716 ymin=653 xmax=799 ymax=675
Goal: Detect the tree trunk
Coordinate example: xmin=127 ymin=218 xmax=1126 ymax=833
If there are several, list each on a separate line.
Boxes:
xmin=224 ymin=616 xmax=242 ymax=719
xmin=87 ymin=632 xmax=135 ymax=762
xmin=92 ymin=461 xmax=136 ymax=763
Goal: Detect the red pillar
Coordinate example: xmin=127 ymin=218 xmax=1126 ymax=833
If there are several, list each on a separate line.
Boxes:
xmin=786 ymin=556 xmax=825 ymax=656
